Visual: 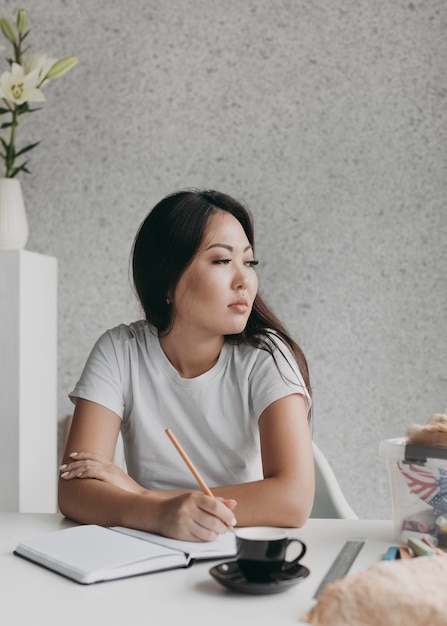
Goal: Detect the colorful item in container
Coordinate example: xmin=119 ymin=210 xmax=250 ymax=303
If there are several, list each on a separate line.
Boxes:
xmin=398 ymin=462 xmax=447 ymax=514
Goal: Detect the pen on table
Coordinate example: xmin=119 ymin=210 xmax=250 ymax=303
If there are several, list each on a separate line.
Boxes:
xmin=165 ymin=428 xmax=236 ymax=530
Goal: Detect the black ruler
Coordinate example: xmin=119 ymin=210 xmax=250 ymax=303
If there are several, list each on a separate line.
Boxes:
xmin=314 ymin=538 xmax=366 ymax=598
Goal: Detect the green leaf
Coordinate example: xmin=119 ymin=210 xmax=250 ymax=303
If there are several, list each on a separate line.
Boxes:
xmin=25 ymin=107 xmax=42 ymax=114
xmin=16 ymin=102 xmax=30 ymax=114
xmin=1 ymin=122 xmax=13 ymax=129
xmin=0 ymin=107 xmax=11 ymax=114
xmin=15 ymin=141 xmax=40 ymax=157
xmin=0 ymin=138 xmax=8 ymax=151
xmin=11 ymin=161 xmax=31 ymax=177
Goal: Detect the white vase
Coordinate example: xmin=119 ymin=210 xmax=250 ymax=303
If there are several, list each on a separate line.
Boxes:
xmin=0 ymin=178 xmax=29 ymax=250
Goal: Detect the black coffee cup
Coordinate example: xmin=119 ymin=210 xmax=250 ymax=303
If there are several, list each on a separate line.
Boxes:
xmin=235 ymin=526 xmax=306 ymax=583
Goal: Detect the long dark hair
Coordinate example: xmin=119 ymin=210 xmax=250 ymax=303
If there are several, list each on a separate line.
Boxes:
xmin=132 ymin=189 xmax=311 ymax=401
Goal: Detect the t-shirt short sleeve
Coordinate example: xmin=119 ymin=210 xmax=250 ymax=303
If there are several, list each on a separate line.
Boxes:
xmin=69 ymin=329 xmax=125 ymax=418
xmin=249 ymin=335 xmax=311 ymax=419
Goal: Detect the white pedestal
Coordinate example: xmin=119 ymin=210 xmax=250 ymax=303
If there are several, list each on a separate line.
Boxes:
xmin=0 ymin=250 xmax=57 ymax=512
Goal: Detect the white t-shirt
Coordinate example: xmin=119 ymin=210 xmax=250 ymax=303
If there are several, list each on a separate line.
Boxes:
xmin=70 ymin=321 xmax=310 ymax=491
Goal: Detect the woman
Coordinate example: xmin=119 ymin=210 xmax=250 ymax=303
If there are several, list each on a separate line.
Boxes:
xmin=58 ymin=189 xmax=314 ymax=541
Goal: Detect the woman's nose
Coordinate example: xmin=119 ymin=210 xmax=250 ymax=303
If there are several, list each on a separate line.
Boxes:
xmin=233 ymin=266 xmax=249 ymax=289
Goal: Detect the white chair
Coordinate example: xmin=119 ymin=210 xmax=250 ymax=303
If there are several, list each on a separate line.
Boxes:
xmin=310 ymin=441 xmax=358 ymax=519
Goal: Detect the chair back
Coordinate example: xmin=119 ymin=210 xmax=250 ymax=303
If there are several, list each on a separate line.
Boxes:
xmin=311 ymin=441 xmax=358 ymax=519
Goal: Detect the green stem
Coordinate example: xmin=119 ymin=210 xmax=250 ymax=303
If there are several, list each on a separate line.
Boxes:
xmin=15 ymin=30 xmax=24 ymax=65
xmin=5 ymin=107 xmax=18 ymax=178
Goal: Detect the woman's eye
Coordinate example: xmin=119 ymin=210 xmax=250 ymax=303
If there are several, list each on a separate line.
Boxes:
xmin=211 ymin=258 xmax=258 ymax=267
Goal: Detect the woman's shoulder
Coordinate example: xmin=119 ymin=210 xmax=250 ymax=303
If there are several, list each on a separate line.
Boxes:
xmin=95 ymin=320 xmax=152 ymax=350
xmin=105 ymin=320 xmax=146 ymax=338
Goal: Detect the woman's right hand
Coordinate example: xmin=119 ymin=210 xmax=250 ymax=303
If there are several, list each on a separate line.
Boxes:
xmin=158 ymin=492 xmax=237 ymax=542
xmin=60 ymin=451 xmax=146 ymax=495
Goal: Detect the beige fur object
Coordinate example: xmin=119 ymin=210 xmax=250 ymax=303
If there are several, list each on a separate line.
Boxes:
xmin=303 ymin=555 xmax=447 ymax=626
xmin=406 ymin=412 xmax=447 ymax=447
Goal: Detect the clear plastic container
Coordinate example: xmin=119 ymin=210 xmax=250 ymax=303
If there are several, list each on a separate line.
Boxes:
xmin=379 ymin=437 xmax=447 ymax=546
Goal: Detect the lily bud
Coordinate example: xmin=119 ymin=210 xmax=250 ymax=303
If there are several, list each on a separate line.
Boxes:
xmin=0 ymin=18 xmax=17 ymax=44
xmin=45 ymin=56 xmax=78 ymax=80
xmin=16 ymin=9 xmax=28 ymax=34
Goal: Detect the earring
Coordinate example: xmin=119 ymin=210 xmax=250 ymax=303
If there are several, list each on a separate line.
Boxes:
xmin=166 ymin=297 xmax=171 ymax=305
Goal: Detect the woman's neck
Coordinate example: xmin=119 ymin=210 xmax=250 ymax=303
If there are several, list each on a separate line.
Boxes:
xmin=159 ymin=331 xmax=224 ymax=379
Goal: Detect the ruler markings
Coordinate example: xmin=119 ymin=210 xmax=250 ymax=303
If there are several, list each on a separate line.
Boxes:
xmin=313 ymin=538 xmax=366 ymax=598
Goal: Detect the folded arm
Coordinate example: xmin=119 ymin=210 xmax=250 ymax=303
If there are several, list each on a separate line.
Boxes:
xmin=58 ymin=395 xmax=314 ymax=539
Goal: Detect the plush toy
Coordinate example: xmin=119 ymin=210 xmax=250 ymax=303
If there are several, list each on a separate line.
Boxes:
xmin=406 ymin=412 xmax=447 ymax=447
xmin=303 ymin=555 xmax=447 ymax=626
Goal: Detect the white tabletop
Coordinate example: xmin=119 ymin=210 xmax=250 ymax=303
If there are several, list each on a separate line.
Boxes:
xmin=1 ymin=513 xmax=394 ymax=626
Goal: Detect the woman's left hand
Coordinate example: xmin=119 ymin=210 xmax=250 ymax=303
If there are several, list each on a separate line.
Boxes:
xmin=60 ymin=452 xmax=145 ymax=495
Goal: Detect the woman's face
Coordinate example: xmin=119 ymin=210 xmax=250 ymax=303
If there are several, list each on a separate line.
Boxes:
xmin=170 ymin=211 xmax=259 ymax=339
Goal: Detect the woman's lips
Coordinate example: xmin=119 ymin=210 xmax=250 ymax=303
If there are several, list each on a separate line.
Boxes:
xmin=228 ymin=300 xmax=249 ymax=312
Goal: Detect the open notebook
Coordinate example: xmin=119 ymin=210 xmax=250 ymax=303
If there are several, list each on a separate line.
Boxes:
xmin=14 ymin=524 xmax=237 ymax=584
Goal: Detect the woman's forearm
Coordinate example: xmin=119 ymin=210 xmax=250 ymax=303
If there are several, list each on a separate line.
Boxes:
xmin=210 ymin=476 xmax=313 ymax=528
xmin=58 ymin=477 xmax=166 ymax=532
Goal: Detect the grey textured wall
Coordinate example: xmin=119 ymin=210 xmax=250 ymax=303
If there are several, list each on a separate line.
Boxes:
xmin=4 ymin=0 xmax=446 ymax=519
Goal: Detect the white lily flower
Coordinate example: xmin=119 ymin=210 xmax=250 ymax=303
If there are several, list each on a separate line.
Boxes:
xmin=25 ymin=52 xmax=57 ymax=85
xmin=0 ymin=62 xmax=46 ymax=105
xmin=0 ymin=9 xmax=77 ymax=177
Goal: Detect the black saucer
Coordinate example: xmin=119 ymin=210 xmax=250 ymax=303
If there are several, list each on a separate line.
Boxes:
xmin=209 ymin=560 xmax=310 ymax=595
